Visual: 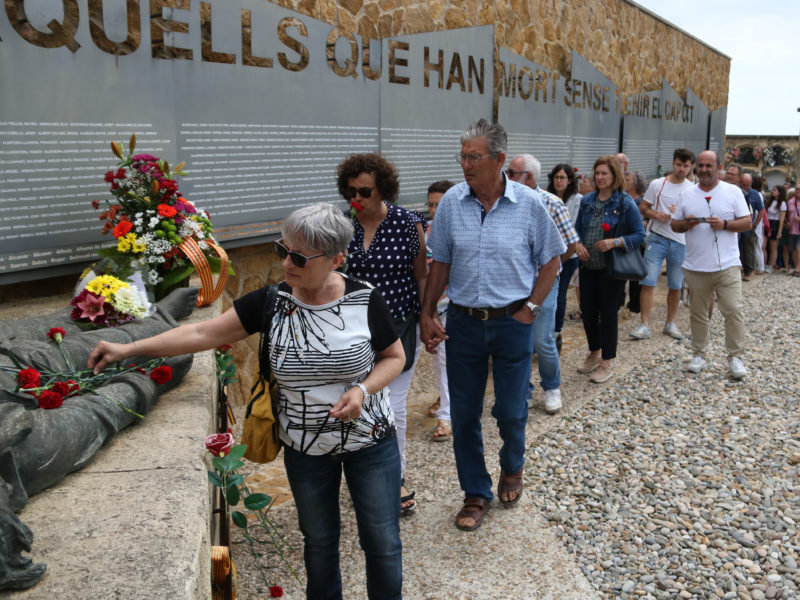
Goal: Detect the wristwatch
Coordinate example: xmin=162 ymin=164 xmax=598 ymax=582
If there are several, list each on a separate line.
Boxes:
xmin=525 ymin=301 xmax=541 ymax=318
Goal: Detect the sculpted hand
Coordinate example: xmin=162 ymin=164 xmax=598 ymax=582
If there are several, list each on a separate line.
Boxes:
xmin=330 ymin=386 xmax=364 ymax=421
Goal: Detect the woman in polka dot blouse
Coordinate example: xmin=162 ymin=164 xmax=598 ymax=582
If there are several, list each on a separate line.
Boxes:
xmin=337 ymin=153 xmax=428 ymax=515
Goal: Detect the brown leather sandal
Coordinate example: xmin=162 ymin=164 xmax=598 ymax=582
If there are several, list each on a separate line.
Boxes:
xmin=498 ymin=469 xmax=523 ymax=507
xmin=455 ymin=497 xmax=490 ymax=531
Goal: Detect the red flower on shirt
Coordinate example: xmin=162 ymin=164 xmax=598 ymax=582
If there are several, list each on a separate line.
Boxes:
xmin=601 ymin=222 xmax=611 ymax=232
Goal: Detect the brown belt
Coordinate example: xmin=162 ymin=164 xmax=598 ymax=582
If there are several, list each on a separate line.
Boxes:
xmin=449 ymin=299 xmax=526 ymax=320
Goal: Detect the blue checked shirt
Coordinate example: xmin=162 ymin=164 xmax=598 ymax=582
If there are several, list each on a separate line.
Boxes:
xmin=428 ymin=177 xmax=567 ymax=308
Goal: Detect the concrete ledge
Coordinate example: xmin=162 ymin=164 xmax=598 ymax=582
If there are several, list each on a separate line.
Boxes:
xmin=0 ymin=295 xmax=219 ymax=600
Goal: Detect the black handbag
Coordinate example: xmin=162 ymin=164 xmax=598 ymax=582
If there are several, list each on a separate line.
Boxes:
xmin=393 ymin=313 xmax=418 ymax=372
xmin=606 ymin=200 xmax=647 ymax=281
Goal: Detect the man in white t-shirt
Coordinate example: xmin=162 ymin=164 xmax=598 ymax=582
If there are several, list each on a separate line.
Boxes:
xmin=671 ymin=150 xmax=752 ymax=379
xmin=630 ymin=148 xmax=696 ymax=341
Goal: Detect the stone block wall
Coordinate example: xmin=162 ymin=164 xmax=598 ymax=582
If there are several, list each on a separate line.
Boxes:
xmin=269 ymin=0 xmax=730 ymax=112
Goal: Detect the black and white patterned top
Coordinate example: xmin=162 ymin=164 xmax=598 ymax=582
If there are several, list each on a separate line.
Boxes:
xmin=234 ymin=275 xmax=398 ymax=455
xmin=347 ymin=202 xmax=425 ymax=320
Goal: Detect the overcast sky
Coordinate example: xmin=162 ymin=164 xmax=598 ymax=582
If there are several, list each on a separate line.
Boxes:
xmin=632 ymin=0 xmax=800 ymax=136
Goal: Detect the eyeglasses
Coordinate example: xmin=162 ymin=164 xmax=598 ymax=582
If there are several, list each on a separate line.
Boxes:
xmin=275 ymin=240 xmax=326 ymax=268
xmin=506 ymin=169 xmax=529 ymax=180
xmin=344 ymin=186 xmax=375 ymax=199
xmin=553 ymin=175 xmax=569 ymax=180
xmin=456 ymin=152 xmax=490 ymax=164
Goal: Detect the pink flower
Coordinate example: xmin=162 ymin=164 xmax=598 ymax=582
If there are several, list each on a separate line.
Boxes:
xmin=76 ymin=292 xmax=107 ymax=322
xmin=205 ymin=433 xmax=235 ymax=457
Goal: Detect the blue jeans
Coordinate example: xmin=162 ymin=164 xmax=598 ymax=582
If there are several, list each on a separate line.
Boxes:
xmin=641 ymin=233 xmax=686 ymax=289
xmin=445 ymin=304 xmax=534 ymax=501
xmin=532 ymin=276 xmax=560 ymax=391
xmin=283 ymin=437 xmax=402 ymax=600
xmin=555 ymin=257 xmax=579 ymax=333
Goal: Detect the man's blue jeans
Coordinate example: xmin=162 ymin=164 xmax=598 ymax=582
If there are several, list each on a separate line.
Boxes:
xmin=283 ymin=437 xmax=402 ymax=600
xmin=445 ymin=304 xmax=534 ymax=501
xmin=533 ymin=275 xmax=560 ymax=391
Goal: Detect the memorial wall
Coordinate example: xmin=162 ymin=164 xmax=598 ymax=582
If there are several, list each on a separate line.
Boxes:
xmin=0 ymin=0 xmax=730 ymax=287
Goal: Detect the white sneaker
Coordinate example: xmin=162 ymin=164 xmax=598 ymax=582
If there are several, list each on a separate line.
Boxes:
xmin=630 ymin=324 xmax=651 ymax=339
xmin=544 ymin=389 xmax=562 ymax=414
xmin=686 ymin=355 xmax=706 ymax=373
xmin=729 ymin=357 xmax=747 ymax=380
xmin=662 ymin=322 xmax=683 ymax=339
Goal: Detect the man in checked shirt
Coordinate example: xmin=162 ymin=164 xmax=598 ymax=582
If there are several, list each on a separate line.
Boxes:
xmin=506 ymin=153 xmax=580 ymax=414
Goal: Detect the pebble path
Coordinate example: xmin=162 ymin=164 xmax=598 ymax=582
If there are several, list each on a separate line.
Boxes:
xmin=231 ymin=271 xmax=800 ymax=599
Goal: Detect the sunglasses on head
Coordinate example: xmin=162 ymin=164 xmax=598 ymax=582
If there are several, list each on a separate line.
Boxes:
xmin=275 ymin=240 xmax=326 ymax=268
xmin=344 ymin=186 xmax=375 ymax=199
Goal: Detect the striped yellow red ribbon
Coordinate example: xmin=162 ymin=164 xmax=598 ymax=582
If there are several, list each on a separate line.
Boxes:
xmin=211 ymin=545 xmax=237 ymax=600
xmin=178 ymin=238 xmax=229 ymax=306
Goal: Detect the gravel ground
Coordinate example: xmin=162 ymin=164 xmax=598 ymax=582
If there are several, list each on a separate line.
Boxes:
xmin=228 ymin=272 xmax=800 ymax=599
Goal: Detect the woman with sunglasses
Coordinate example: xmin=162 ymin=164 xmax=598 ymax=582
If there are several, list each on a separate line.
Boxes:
xmin=88 ymin=203 xmax=407 ymax=599
xmin=336 ymin=153 xmax=427 ymax=515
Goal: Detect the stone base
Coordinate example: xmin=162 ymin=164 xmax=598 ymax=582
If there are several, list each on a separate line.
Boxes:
xmin=0 ymin=296 xmax=219 ymax=600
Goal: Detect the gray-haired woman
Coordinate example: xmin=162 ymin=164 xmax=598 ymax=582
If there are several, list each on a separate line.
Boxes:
xmin=88 ymin=203 xmax=406 ymax=600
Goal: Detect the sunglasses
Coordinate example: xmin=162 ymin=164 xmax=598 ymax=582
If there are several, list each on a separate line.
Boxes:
xmin=344 ymin=186 xmax=375 ymax=199
xmin=275 ymin=240 xmax=326 ymax=268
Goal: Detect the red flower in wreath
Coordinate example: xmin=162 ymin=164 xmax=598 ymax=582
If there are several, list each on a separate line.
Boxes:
xmin=157 ymin=203 xmax=178 ymax=218
xmin=113 ymin=219 xmax=133 ymax=238
xmin=149 ymin=365 xmax=173 ymax=384
xmin=17 ymin=367 xmax=41 ymax=390
xmin=38 ymin=390 xmax=64 ymax=409
xmin=601 ymin=222 xmax=611 ymax=232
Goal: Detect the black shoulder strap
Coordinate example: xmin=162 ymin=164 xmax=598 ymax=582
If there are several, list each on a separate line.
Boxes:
xmin=257 ymin=284 xmax=279 ymax=378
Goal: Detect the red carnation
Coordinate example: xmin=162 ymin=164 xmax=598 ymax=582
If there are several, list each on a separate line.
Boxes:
xmin=205 ymin=433 xmax=235 ymax=457
xmin=38 ymin=390 xmax=64 ymax=409
xmin=269 ymin=586 xmax=283 ymax=597
xmin=17 ymin=367 xmax=41 ymax=390
xmin=157 ymin=204 xmax=178 ymax=218
xmin=149 ymin=365 xmax=173 ymax=384
xmin=113 ymin=220 xmax=133 ymax=238
xmin=67 ymin=380 xmax=81 ymax=393
xmin=47 ymin=327 xmax=66 ymax=343
xmin=92 ymin=198 xmax=101 ymax=210
xmin=350 ymin=201 xmax=363 ymax=212
xmin=51 ymin=381 xmax=71 ymax=396
xmin=217 ymin=344 xmax=233 ymax=352
xmin=601 ymin=223 xmax=611 ymax=232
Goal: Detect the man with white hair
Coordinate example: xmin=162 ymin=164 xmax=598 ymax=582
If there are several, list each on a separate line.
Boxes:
xmin=507 ymin=153 xmax=579 ymax=414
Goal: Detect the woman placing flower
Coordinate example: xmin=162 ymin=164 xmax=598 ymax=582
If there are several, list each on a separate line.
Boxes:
xmin=88 ymin=203 xmax=406 ymax=600
xmin=573 ymin=156 xmax=645 ymax=383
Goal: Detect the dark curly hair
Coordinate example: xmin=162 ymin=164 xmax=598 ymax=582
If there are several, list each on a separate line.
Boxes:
xmin=546 ymin=163 xmax=579 ymax=200
xmin=336 ymin=153 xmax=400 ymax=203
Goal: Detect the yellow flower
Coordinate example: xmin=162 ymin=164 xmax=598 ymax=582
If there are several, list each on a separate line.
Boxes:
xmin=86 ymin=275 xmax=129 ymax=297
xmin=117 ymin=233 xmax=144 ymax=254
